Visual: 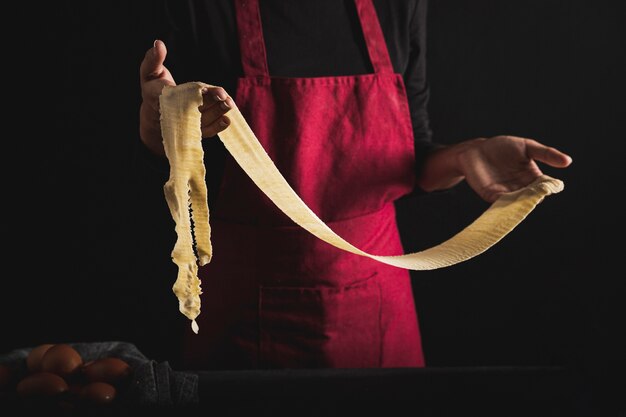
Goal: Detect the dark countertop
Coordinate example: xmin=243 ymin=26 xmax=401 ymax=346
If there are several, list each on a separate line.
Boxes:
xmin=2 ymin=365 xmax=605 ymax=417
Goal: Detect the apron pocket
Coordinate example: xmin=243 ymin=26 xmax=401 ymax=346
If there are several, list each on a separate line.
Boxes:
xmin=259 ymin=273 xmax=381 ymax=368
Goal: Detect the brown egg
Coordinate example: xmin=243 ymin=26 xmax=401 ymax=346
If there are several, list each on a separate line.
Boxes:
xmin=16 ymin=372 xmax=68 ymax=398
xmin=0 ymin=364 xmax=12 ymax=391
xmin=40 ymin=344 xmax=83 ymax=378
xmin=82 ymin=357 xmax=131 ymax=385
xmin=26 ymin=343 xmax=55 ymax=372
xmin=80 ymin=381 xmax=116 ymax=405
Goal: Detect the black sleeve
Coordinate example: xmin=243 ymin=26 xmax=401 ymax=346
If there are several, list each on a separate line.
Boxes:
xmin=404 ymin=0 xmax=441 ymax=187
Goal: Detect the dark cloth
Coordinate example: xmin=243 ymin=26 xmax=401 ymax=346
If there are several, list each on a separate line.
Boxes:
xmin=0 ymin=341 xmax=198 ymax=407
xmin=140 ymin=0 xmax=436 ymax=206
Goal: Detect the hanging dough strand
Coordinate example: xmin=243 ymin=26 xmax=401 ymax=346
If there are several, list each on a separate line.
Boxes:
xmin=160 ymin=83 xmax=212 ymax=334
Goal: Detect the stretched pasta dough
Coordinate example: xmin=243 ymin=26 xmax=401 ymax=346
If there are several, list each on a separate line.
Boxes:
xmin=160 ymin=84 xmax=212 ymax=334
xmin=159 ymin=82 xmax=564 ymax=330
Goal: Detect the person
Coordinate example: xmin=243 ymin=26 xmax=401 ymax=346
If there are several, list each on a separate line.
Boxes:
xmin=138 ymin=0 xmax=572 ymax=369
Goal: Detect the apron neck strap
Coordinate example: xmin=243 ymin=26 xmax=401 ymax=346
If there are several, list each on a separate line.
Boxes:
xmin=354 ymin=0 xmax=394 ymax=74
xmin=235 ymin=0 xmax=270 ymax=77
xmin=234 ymin=0 xmax=395 ymax=77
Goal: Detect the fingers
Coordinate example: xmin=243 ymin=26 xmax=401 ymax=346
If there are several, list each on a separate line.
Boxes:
xmin=200 ymin=87 xmax=233 ymax=138
xmin=199 ymin=86 xmax=229 ymax=110
xmin=524 ymin=139 xmax=573 ymax=168
xmin=139 ymin=45 xmax=233 ymax=138
xmin=202 ymin=115 xmax=231 ymax=138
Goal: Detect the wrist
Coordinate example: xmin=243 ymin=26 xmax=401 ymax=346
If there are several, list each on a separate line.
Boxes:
xmin=454 ymin=137 xmax=486 ymax=177
xmin=417 ymin=144 xmax=465 ymax=192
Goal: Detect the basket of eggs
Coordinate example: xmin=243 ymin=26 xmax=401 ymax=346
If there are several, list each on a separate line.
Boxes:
xmin=1 ymin=343 xmax=132 ymax=412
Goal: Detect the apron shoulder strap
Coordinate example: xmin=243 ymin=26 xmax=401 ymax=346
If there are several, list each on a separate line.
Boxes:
xmin=354 ymin=0 xmax=395 ymax=74
xmin=234 ymin=0 xmax=270 ymax=77
xmin=234 ymin=0 xmax=395 ymax=76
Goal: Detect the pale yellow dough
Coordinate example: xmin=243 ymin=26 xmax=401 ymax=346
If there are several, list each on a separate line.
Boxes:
xmin=159 ymin=82 xmax=564 ymax=331
xmin=160 ymin=83 xmax=212 ymax=333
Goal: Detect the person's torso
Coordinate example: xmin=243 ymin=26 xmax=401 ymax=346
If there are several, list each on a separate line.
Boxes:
xmin=162 ymin=0 xmax=422 ymax=209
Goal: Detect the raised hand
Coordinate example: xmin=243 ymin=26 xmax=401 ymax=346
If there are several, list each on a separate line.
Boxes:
xmin=139 ymin=40 xmax=176 ymax=155
xmin=139 ymin=40 xmax=234 ymax=156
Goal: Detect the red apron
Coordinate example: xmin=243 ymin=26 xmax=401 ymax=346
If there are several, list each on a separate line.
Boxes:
xmin=182 ymin=0 xmax=425 ymax=369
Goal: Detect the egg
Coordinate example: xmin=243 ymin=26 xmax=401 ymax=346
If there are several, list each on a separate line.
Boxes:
xmin=80 ymin=381 xmax=116 ymax=405
xmin=16 ymin=372 xmax=68 ymax=398
xmin=82 ymin=357 xmax=131 ymax=385
xmin=26 ymin=343 xmax=55 ymax=372
xmin=40 ymin=344 xmax=83 ymax=378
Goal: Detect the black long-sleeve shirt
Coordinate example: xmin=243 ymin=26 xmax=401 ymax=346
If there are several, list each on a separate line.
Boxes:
xmin=144 ymin=0 xmax=435 ymax=207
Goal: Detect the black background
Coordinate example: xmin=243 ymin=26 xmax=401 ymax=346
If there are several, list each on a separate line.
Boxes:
xmin=6 ymin=0 xmax=624 ymax=413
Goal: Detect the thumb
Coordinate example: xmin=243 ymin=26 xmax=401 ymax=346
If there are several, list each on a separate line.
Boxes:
xmin=140 ymin=40 xmax=169 ymax=81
